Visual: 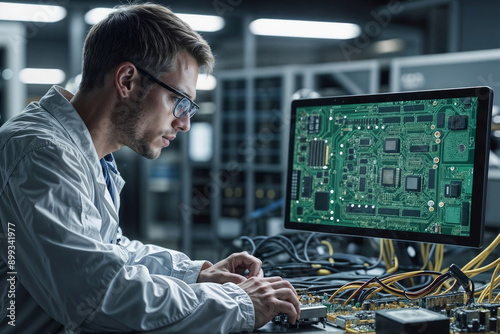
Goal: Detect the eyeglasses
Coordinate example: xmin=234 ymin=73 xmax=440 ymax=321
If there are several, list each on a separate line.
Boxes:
xmin=135 ymin=65 xmax=199 ymax=119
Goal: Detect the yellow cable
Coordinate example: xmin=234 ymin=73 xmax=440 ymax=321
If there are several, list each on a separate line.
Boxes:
xmin=462 ymin=233 xmax=500 ymax=271
xmin=320 ymin=240 xmax=335 ymax=264
xmin=329 ymin=234 xmax=500 ymax=305
xmin=382 ymin=240 xmax=391 ymax=272
xmin=420 ymin=243 xmax=429 ymax=270
xmin=488 ymin=263 xmax=500 ymax=302
xmin=464 ymin=257 xmax=500 ymax=278
xmin=387 ymin=255 xmax=399 ymax=274
xmin=434 ymin=244 xmax=444 ymax=272
xmin=382 ymin=239 xmax=398 ymax=274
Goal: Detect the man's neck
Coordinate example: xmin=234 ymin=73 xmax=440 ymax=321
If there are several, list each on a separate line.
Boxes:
xmin=70 ymin=88 xmax=121 ymax=159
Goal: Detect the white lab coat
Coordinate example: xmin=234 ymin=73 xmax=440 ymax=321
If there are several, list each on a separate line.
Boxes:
xmin=0 ymin=86 xmax=254 ymax=333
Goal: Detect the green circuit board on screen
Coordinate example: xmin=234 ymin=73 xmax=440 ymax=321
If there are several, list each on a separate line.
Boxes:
xmin=289 ymin=97 xmax=477 ymax=236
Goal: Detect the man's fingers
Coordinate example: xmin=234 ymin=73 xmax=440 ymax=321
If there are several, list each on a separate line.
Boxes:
xmin=231 ymin=251 xmax=262 ymax=277
xmin=274 ymin=288 xmax=301 ymax=317
xmin=267 ymin=278 xmax=298 ymax=296
xmin=273 ymin=298 xmax=300 ymax=324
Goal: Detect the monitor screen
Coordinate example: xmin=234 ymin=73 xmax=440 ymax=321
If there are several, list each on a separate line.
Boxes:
xmin=284 ymin=87 xmax=493 ymax=247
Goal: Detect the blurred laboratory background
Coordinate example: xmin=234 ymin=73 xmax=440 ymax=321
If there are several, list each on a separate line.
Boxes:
xmin=2 ymin=0 xmax=500 ymax=262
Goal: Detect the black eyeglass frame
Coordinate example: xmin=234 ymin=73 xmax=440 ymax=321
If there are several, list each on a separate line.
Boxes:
xmin=134 ymin=65 xmax=199 ymax=119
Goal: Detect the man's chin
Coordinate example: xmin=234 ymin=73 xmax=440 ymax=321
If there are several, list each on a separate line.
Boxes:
xmin=129 ymin=144 xmax=161 ymax=160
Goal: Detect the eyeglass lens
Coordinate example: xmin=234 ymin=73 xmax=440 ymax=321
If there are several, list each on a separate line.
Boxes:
xmin=175 ymin=98 xmax=198 ymax=118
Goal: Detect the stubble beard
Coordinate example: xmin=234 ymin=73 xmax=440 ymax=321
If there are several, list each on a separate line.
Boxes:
xmin=111 ymin=96 xmax=160 ymax=160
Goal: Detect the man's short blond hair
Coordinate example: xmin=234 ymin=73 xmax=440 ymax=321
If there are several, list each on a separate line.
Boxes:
xmin=80 ymin=3 xmax=214 ymax=91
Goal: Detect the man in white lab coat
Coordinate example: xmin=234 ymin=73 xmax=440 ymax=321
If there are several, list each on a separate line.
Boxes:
xmin=0 ymin=3 xmax=299 ymax=333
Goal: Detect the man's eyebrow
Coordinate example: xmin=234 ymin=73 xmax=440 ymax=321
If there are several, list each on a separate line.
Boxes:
xmin=180 ymin=89 xmax=194 ymax=100
xmin=170 ymin=86 xmax=194 ymax=100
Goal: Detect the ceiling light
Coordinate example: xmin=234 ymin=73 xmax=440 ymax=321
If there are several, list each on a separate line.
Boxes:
xmin=197 ymin=74 xmax=217 ymax=91
xmin=84 ymin=8 xmax=114 ymax=25
xmin=84 ymin=8 xmax=225 ymax=32
xmin=19 ymin=68 xmax=66 ymax=85
xmin=249 ymin=19 xmax=361 ymax=39
xmin=0 ymin=2 xmax=66 ymax=22
xmin=176 ymin=14 xmax=225 ymax=32
xmin=373 ymin=38 xmax=405 ymax=54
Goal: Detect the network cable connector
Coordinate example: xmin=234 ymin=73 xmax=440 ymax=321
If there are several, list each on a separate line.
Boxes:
xmin=273 ymin=304 xmax=327 ymax=328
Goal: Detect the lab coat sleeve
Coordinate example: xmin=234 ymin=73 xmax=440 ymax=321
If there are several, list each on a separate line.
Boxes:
xmin=117 ymin=230 xmax=207 ymax=284
xmin=0 ymin=144 xmax=256 ymax=333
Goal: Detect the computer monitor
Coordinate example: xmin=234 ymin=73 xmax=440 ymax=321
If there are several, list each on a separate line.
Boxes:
xmin=284 ymin=87 xmax=493 ymax=247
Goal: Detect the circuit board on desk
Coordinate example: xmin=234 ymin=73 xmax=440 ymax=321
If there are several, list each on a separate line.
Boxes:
xmin=273 ymin=289 xmax=500 ymax=333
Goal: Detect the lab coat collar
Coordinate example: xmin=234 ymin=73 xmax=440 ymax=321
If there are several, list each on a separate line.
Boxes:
xmin=38 ymin=86 xmax=125 ymax=215
xmin=39 ymin=86 xmax=103 ymax=181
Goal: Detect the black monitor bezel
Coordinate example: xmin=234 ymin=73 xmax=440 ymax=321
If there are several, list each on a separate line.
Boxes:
xmin=284 ymin=86 xmax=493 ymax=248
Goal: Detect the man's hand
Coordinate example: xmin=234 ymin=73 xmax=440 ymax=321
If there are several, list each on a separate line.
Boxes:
xmin=238 ymin=276 xmax=300 ymax=330
xmin=197 ymin=251 xmax=264 ymax=284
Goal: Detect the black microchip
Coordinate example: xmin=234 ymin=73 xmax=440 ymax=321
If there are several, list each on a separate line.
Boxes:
xmin=343 ymin=174 xmax=348 ymax=180
xmin=432 ymin=145 xmax=438 ymax=152
xmin=383 ymin=116 xmax=400 ymax=124
xmin=300 ymin=145 xmax=307 ymax=151
xmin=382 ymin=168 xmax=397 ymax=187
xmin=360 ymin=158 xmax=368 ymax=164
xmin=347 ymin=182 xmax=353 ymax=188
xmin=403 ymin=104 xmax=425 ymax=112
xmin=417 ymin=115 xmax=433 ymax=122
xmin=405 ymin=175 xmax=421 ymax=192
xmin=347 ymin=163 xmax=353 ymax=171
xmin=384 ymin=138 xmax=400 ymax=153
xmin=437 ymin=113 xmax=445 ymax=127
xmin=297 ymin=207 xmax=303 ymax=215
xmin=410 ymin=145 xmax=429 ymax=152
xmin=349 ymin=155 xmax=354 ymax=161
xmin=379 ymin=106 xmax=400 ymax=113
xmin=359 ymin=178 xmax=366 ymax=192
xmin=428 ymin=169 xmax=435 ymax=189
xmin=403 ymin=116 xmax=414 ymax=123
xmin=378 ymin=208 xmax=399 ymax=216
xmin=323 ymin=178 xmax=328 ymax=184
xmin=349 ymin=148 xmax=354 ymax=154
xmin=299 ymin=137 xmax=307 ymax=142
xmin=462 ymin=202 xmax=470 ymax=226
xmin=306 ymin=115 xmax=321 ymax=134
xmin=324 ymin=171 xmax=329 ymax=176
xmin=314 ymin=192 xmax=330 ymax=211
xmin=402 ymin=209 xmax=420 ymax=217
xmin=360 ymin=166 xmax=367 ymax=175
xmin=302 ymin=176 xmax=312 ymax=198
xmin=445 ymin=181 xmax=461 ymax=198
xmin=317 ymin=172 xmax=322 ymax=178
xmin=298 ymin=156 xmax=305 ymax=162
xmin=360 ymin=138 xmax=370 ymax=146
xmin=448 ymin=115 xmax=468 ymax=130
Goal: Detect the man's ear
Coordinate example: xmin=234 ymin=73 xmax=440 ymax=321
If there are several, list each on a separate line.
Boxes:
xmin=114 ymin=62 xmax=140 ymax=98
